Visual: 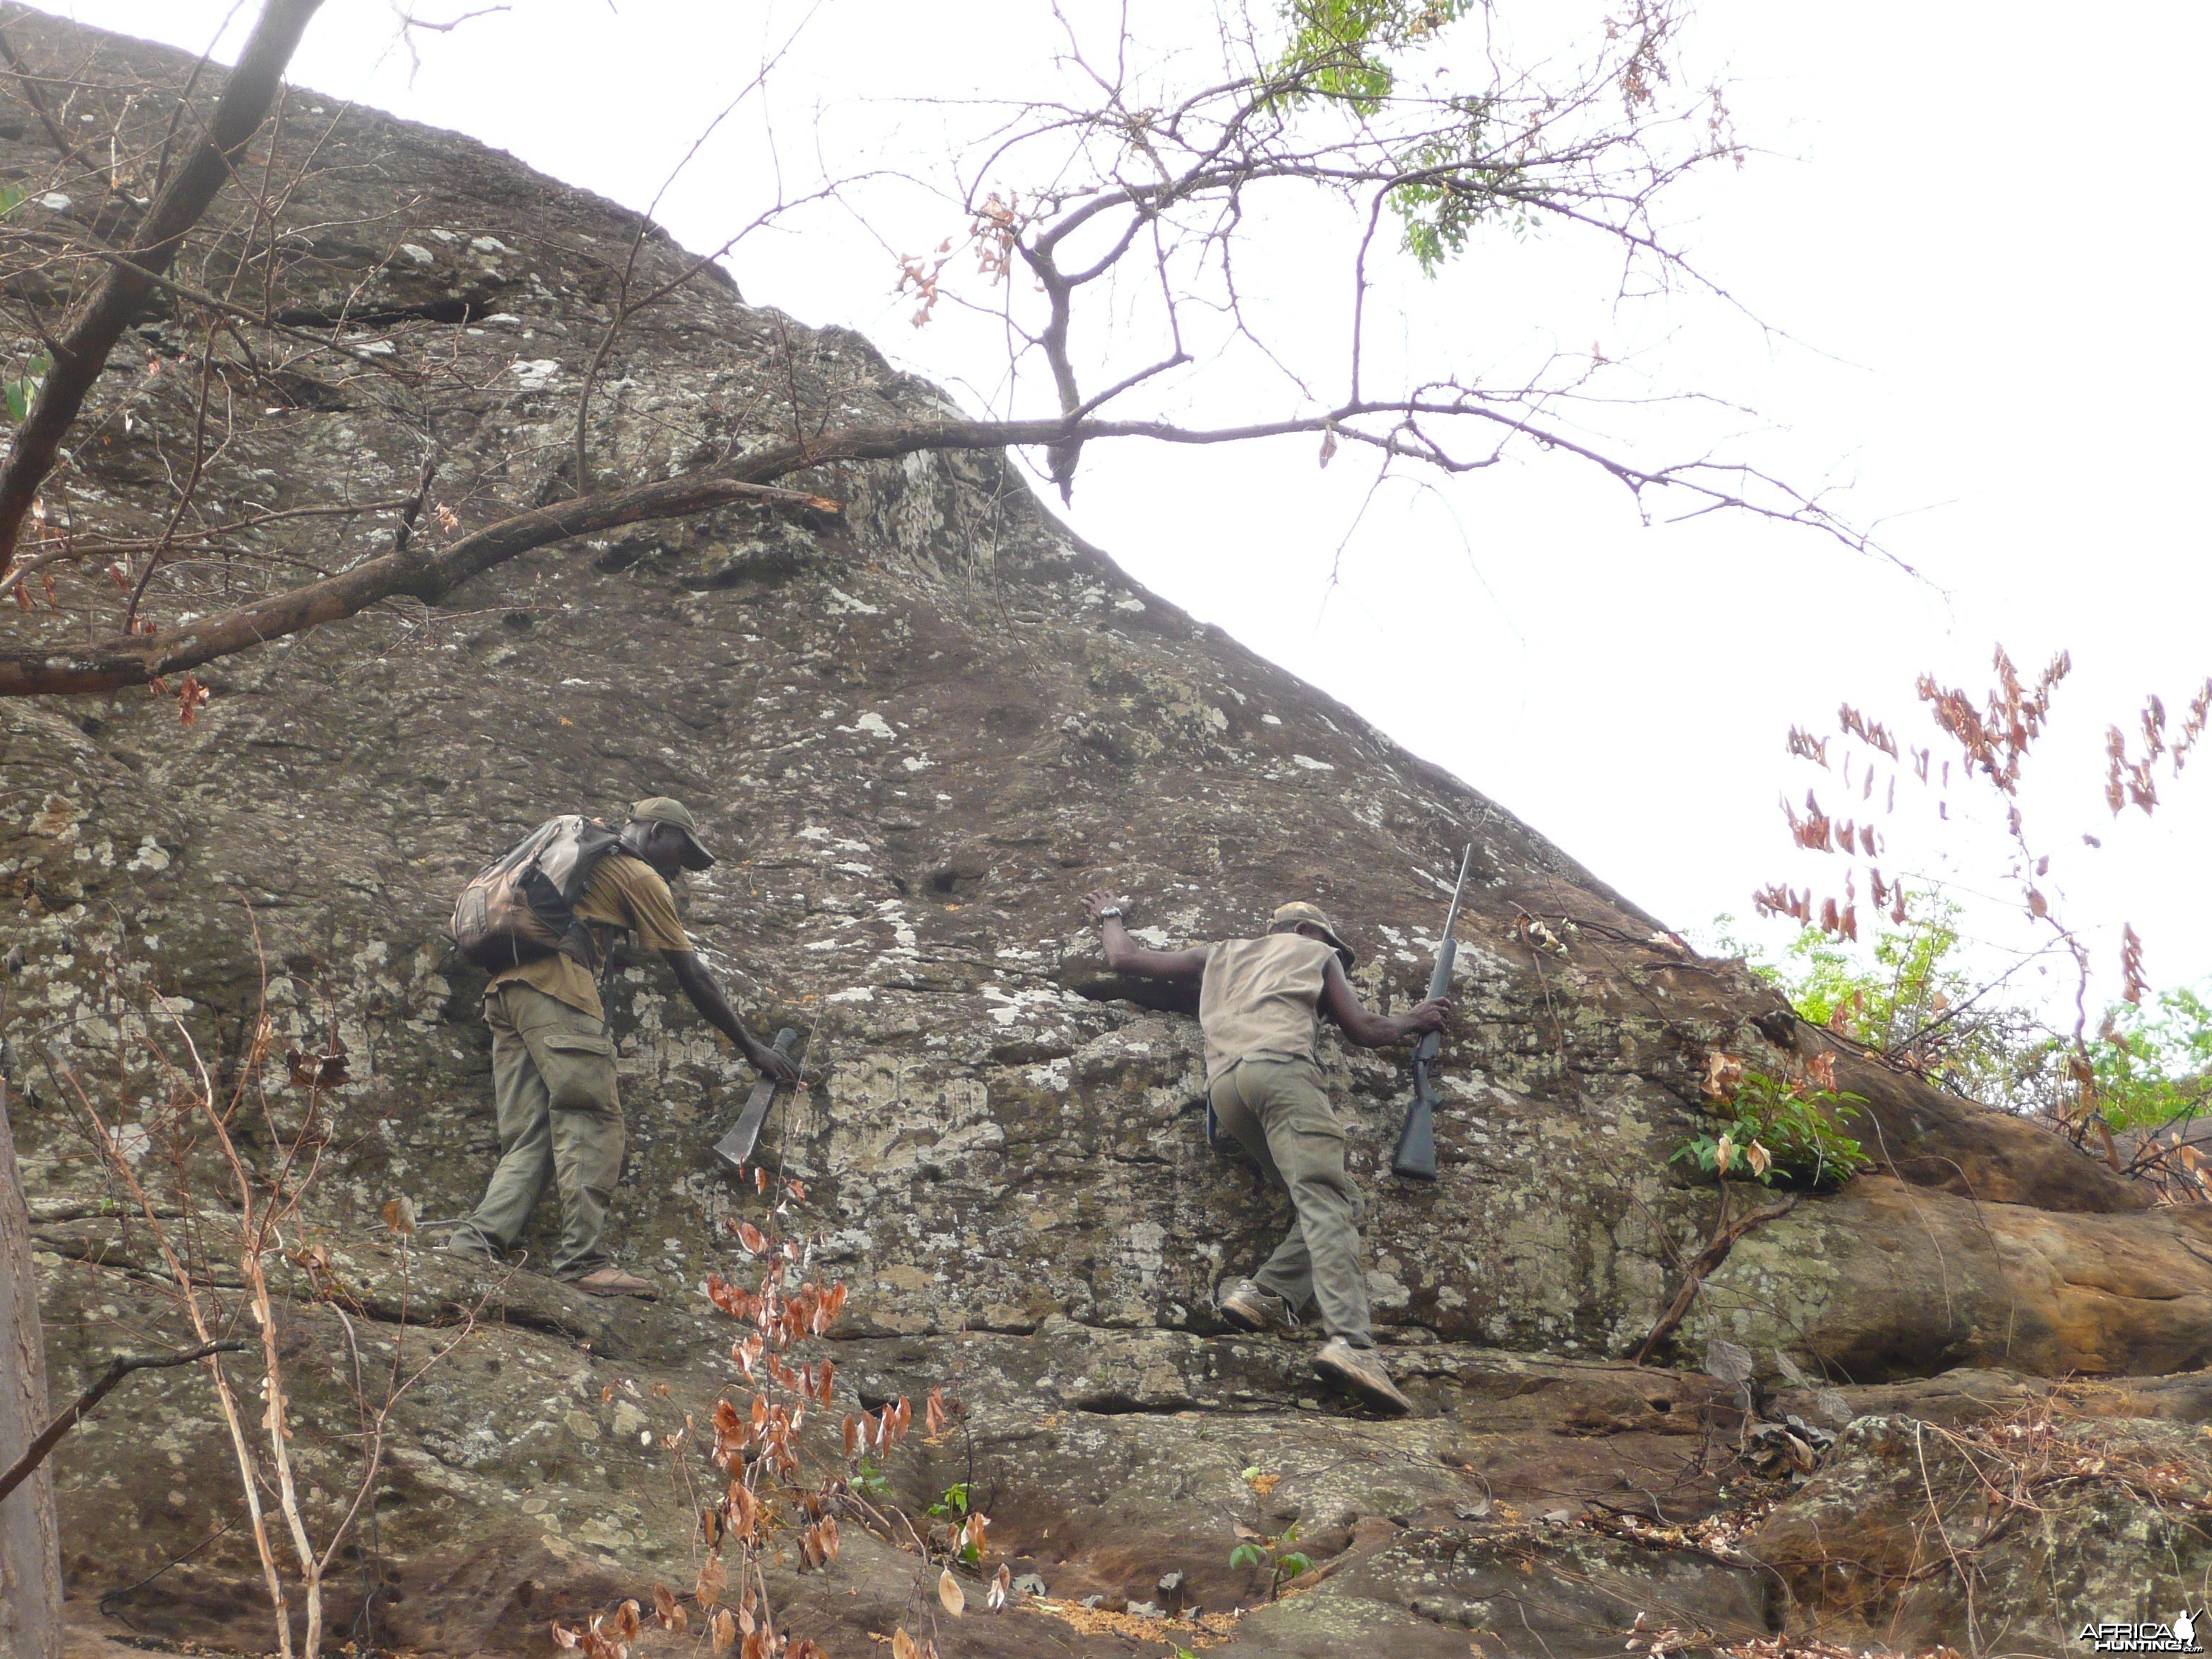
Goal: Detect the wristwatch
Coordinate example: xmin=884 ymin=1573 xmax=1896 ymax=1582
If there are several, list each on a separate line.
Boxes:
xmin=1096 ymin=906 xmax=1124 ymax=922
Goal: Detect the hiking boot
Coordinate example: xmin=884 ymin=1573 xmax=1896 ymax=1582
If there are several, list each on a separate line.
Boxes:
xmin=440 ymin=1238 xmax=499 ymax=1266
xmin=570 ymin=1265 xmax=660 ymax=1300
xmin=1314 ymin=1336 xmax=1413 ymax=1415
xmin=1218 ymin=1279 xmax=1300 ymax=1334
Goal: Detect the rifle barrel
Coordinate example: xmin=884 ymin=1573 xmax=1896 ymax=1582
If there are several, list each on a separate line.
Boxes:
xmin=1393 ymin=842 xmax=1472 ymax=1182
xmin=1426 ymin=843 xmax=1474 ymax=1000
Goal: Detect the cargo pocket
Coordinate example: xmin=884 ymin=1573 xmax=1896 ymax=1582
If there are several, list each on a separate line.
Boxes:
xmin=538 ymin=1030 xmax=617 ymax=1113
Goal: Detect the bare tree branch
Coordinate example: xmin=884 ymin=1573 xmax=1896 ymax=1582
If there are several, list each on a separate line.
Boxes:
xmin=0 ymin=0 xmax=1883 ymax=703
xmin=0 ymin=0 xmax=325 ymax=568
xmin=0 ymin=1340 xmax=248 ymax=1505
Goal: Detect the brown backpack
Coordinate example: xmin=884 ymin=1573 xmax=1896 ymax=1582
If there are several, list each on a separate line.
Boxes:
xmin=451 ymin=815 xmax=624 ymax=971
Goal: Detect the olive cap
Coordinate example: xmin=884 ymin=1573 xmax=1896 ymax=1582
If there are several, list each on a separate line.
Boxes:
xmin=1271 ymin=901 xmax=1354 ymax=970
xmin=628 ymin=796 xmax=716 ymax=871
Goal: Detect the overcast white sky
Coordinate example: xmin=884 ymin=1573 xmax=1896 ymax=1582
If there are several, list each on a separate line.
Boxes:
xmin=47 ymin=1 xmax=2212 ymax=1019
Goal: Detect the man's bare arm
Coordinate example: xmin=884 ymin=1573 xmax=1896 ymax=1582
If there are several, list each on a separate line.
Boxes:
xmin=1319 ymin=958 xmax=1453 ymax=1048
xmin=664 ymin=950 xmax=801 ymax=1082
xmin=1084 ymin=888 xmax=1208 ymax=982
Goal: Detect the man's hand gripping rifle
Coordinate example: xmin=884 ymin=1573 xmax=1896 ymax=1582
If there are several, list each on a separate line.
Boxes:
xmin=1393 ymin=842 xmax=1473 ymax=1181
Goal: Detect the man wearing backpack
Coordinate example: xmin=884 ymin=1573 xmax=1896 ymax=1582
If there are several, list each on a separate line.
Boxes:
xmin=1083 ymin=887 xmax=1452 ymax=1413
xmin=446 ymin=798 xmax=799 ymax=1299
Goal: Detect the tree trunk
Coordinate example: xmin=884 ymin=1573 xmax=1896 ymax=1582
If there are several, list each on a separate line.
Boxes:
xmin=0 ymin=1082 xmax=63 ymax=1659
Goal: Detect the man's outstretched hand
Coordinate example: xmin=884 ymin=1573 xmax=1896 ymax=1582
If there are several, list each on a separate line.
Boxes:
xmin=745 ymin=1038 xmax=802 ymax=1084
xmin=1084 ymin=888 xmax=1133 ymax=923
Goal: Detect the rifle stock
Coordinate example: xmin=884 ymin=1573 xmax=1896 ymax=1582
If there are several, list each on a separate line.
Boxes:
xmin=1393 ymin=845 xmax=1472 ymax=1179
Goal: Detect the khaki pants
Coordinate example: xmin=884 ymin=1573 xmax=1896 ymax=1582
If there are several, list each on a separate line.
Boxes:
xmin=1208 ymin=1053 xmax=1372 ymax=1346
xmin=449 ymin=982 xmax=624 ymax=1280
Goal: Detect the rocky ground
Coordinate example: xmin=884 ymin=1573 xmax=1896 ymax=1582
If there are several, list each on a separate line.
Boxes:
xmin=31 ymin=1228 xmax=2212 ymax=1658
xmin=4 ymin=15 xmax=2211 ymax=1657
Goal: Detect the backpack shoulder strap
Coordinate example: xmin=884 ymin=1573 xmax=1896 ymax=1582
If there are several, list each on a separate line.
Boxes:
xmin=556 ymin=819 xmax=631 ymax=970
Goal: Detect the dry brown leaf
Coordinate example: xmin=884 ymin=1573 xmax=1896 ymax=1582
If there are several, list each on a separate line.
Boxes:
xmin=696 ymin=1553 xmax=726 ymax=1608
xmin=891 ymin=1630 xmax=920 ymax=1659
xmin=1701 ymin=1051 xmax=1745 ymax=1102
xmin=938 ymin=1567 xmax=966 ymax=1617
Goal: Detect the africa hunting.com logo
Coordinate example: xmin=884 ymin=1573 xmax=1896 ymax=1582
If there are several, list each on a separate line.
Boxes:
xmin=2080 ymin=1610 xmax=2204 ymax=1654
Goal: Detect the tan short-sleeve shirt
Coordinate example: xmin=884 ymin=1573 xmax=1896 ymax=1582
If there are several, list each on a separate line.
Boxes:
xmin=1197 ymin=932 xmax=1335 ymax=1081
xmin=487 ymin=853 xmax=692 ymax=1020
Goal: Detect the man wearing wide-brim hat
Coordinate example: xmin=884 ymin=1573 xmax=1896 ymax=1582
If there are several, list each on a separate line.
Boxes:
xmin=448 ymin=797 xmax=797 ymax=1299
xmin=1083 ymin=889 xmax=1452 ymax=1414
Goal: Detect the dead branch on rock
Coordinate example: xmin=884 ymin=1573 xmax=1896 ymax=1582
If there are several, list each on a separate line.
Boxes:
xmin=0 ymin=1337 xmax=246 ymax=1504
xmin=1634 ymin=1187 xmax=1798 ymax=1366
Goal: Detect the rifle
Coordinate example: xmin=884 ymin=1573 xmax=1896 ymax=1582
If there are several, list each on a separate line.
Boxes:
xmin=1392 ymin=842 xmax=1473 ymax=1180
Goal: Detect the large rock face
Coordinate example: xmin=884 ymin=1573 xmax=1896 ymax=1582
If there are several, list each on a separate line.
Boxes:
xmin=5 ymin=18 xmax=2211 ymax=1658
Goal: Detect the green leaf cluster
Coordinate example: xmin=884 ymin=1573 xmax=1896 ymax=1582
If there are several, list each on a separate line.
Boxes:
xmin=1671 ymin=1069 xmax=1870 ymax=1190
xmin=929 ymin=1480 xmax=981 ymax=1561
xmin=0 ymin=186 xmax=52 ymax=421
xmin=1268 ymin=1 xmax=1527 ymax=272
xmin=1712 ymin=894 xmax=1970 ymax=1051
xmin=850 ymin=1455 xmax=891 ymax=1501
xmin=1704 ymin=898 xmax=2212 ymax=1132
xmin=1704 ymin=896 xmax=2048 ymax=1110
xmin=1267 ymin=0 xmax=1476 ymax=114
xmin=2087 ymin=985 xmax=2212 ymax=1133
xmin=1227 ymin=1524 xmax=1309 ymax=1599
xmin=5 ymin=350 xmax=51 ymax=424
xmin=927 ymin=1480 xmax=970 ymax=1519
xmin=1387 ymin=100 xmax=1545 ymax=274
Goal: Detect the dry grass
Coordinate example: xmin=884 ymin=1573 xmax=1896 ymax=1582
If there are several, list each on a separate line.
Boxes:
xmin=1019 ymin=1596 xmax=1239 ymax=1648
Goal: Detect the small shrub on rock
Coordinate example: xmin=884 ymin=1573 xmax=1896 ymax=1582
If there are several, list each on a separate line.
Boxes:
xmin=1675 ymin=1056 xmax=1870 ymax=1190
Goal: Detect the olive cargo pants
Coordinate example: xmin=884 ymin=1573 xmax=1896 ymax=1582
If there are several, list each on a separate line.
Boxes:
xmin=1208 ymin=1053 xmax=1373 ymax=1346
xmin=449 ymin=982 xmax=624 ymax=1280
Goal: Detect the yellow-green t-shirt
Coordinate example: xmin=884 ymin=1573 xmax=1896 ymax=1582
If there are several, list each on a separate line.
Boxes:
xmin=487 ymin=852 xmax=691 ymax=1020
